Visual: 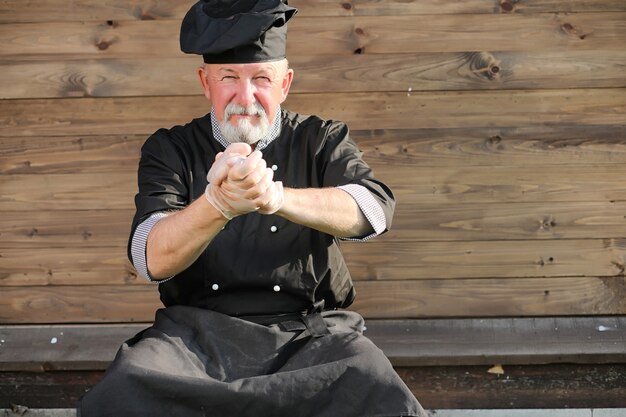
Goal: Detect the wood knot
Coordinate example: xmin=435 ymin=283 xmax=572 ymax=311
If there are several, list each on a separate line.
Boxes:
xmin=341 ymin=2 xmax=352 ymax=10
xmin=537 ymin=257 xmax=554 ymax=266
xmin=560 ymin=22 xmax=589 ymax=39
xmin=96 ymin=40 xmax=110 ymax=50
xmin=540 ymin=217 xmax=557 ymax=230
xmin=488 ymin=135 xmax=502 ymax=145
xmin=466 ymin=52 xmax=503 ymax=81
xmin=355 ymin=27 xmax=365 ymax=35
xmin=74 ymin=137 xmax=85 ymax=150
xmin=611 ymin=261 xmax=625 ymax=276
xmin=500 ymin=1 xmax=514 ymax=12
xmin=353 ymin=47 xmax=364 ymax=55
xmin=106 ymin=20 xmax=118 ymax=28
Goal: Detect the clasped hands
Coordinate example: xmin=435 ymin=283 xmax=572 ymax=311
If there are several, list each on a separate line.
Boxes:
xmin=205 ymin=143 xmax=284 ymax=220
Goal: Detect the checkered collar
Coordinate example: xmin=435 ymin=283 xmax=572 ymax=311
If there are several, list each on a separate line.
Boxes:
xmin=209 ymin=108 xmax=282 ymax=151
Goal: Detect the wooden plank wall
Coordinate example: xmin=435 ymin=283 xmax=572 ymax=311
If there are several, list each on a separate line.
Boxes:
xmin=1 ymin=0 xmax=625 ymax=324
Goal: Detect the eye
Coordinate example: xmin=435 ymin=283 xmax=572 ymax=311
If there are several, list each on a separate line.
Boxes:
xmin=220 ymin=75 xmax=237 ymax=81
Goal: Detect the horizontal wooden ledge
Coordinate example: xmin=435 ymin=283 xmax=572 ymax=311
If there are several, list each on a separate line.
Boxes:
xmin=1 ymin=89 xmax=625 ymax=136
xmin=366 ymin=316 xmax=626 ymax=366
xmin=1 ymin=365 xmax=626 ymax=409
xmin=0 ymin=316 xmax=623 ymax=371
xmin=2 ymin=13 xmax=625 ymax=57
xmin=3 ymin=0 xmax=626 ymax=23
xmin=1 ymin=367 xmax=625 ymax=410
xmin=3 ymin=50 xmax=626 ymax=99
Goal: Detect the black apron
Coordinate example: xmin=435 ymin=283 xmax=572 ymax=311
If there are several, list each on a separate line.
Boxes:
xmin=78 ymin=306 xmax=427 ymax=417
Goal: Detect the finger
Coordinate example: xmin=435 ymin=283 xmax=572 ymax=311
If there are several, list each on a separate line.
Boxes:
xmin=238 ymin=162 xmax=273 ymax=189
xmin=207 ymin=156 xmax=232 ymax=185
xmin=221 ymin=167 xmax=273 ymax=202
xmin=245 ymin=169 xmax=277 ymax=201
xmin=229 ymin=151 xmax=266 ymax=181
xmin=253 ymin=180 xmax=280 ymax=208
xmin=258 ymin=181 xmax=284 ymax=215
xmin=223 ymin=143 xmax=252 ymax=157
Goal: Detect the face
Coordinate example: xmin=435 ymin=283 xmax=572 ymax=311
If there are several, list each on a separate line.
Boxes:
xmin=198 ymin=59 xmax=293 ymax=144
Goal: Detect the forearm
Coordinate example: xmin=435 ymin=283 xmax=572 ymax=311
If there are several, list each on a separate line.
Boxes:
xmin=146 ymin=196 xmax=228 ymax=279
xmin=276 ymin=187 xmax=373 ymax=238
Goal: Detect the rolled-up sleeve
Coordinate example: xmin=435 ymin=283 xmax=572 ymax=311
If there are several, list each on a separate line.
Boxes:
xmin=130 ymin=212 xmax=174 ymax=283
xmin=317 ymin=120 xmax=396 ymax=239
xmin=336 ymin=184 xmax=386 ymax=241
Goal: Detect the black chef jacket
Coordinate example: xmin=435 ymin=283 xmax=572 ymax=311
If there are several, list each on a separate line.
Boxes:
xmin=128 ymin=109 xmax=395 ymax=317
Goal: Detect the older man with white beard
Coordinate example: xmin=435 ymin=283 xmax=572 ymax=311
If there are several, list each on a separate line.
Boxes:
xmin=78 ymin=1 xmax=427 ymax=416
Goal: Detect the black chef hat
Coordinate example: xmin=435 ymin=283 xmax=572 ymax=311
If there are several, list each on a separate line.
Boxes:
xmin=180 ymin=0 xmax=297 ymax=64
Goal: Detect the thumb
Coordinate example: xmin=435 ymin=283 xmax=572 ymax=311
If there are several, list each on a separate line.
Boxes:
xmin=223 ymin=142 xmax=253 ymax=157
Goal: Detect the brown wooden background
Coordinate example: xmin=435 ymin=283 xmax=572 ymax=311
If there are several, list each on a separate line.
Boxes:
xmin=1 ymin=0 xmax=625 ymax=324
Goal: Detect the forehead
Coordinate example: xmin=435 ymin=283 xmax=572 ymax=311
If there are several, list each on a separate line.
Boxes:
xmin=207 ymin=61 xmax=282 ymax=75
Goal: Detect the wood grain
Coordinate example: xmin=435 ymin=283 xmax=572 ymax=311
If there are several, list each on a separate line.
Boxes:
xmin=0 ymin=285 xmax=162 ymax=324
xmin=3 ymin=50 xmax=626 ymax=98
xmin=1 ymin=238 xmax=624 ymax=285
xmin=399 ymin=364 xmax=626 ymax=409
xmin=388 ymin=201 xmax=626 ymax=241
xmin=3 ymin=163 xmax=626 ymax=212
xmin=3 ymin=1 xmax=626 ymax=23
xmin=1 ymin=365 xmax=625 ymax=409
xmin=1 ymin=317 xmax=623 ymax=371
xmin=341 ymin=238 xmax=626 ymax=280
xmin=1 ymin=199 xmax=624 ymax=239
xmin=2 ymin=0 xmax=626 ymax=326
xmin=351 ymin=277 xmax=626 ymax=318
xmin=2 ymin=89 xmax=624 ymax=137
xmin=3 ymin=126 xmax=626 ymax=176
xmin=0 ymin=246 xmax=140 ymax=286
xmin=350 ymin=125 xmax=626 ymax=168
xmin=0 ymin=210 xmax=133 ymax=248
xmin=0 ymin=277 xmax=623 ymax=323
xmin=0 ymin=134 xmax=144 ymax=174
xmin=377 ymin=164 xmax=626 ymax=204
xmin=2 ymin=13 xmax=625 ymax=60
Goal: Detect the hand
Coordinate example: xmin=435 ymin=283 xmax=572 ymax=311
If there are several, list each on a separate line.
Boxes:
xmin=206 ymin=143 xmax=253 ymax=187
xmin=219 ymin=150 xmax=275 ymax=215
xmin=258 ymin=181 xmax=284 ymax=215
xmin=205 ymin=143 xmax=254 ymax=219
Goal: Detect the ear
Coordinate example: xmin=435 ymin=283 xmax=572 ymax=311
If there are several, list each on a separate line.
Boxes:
xmin=279 ymin=68 xmax=294 ymax=103
xmin=197 ymin=65 xmax=211 ymax=100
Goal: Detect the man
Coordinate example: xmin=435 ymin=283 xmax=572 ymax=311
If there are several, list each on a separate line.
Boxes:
xmin=78 ymin=0 xmax=427 ymax=416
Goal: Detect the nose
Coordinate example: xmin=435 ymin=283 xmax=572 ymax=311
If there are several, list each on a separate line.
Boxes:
xmin=234 ymin=79 xmax=256 ymax=107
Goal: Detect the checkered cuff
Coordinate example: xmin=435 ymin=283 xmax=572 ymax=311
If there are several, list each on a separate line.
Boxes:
xmin=130 ymin=212 xmax=174 ymax=283
xmin=336 ymin=184 xmax=386 ymax=241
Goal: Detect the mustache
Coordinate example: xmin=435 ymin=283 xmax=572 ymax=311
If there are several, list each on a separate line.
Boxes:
xmin=224 ymin=102 xmax=267 ymax=119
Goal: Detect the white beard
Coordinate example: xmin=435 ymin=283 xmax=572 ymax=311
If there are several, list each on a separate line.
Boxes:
xmin=218 ymin=102 xmax=271 ymax=145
